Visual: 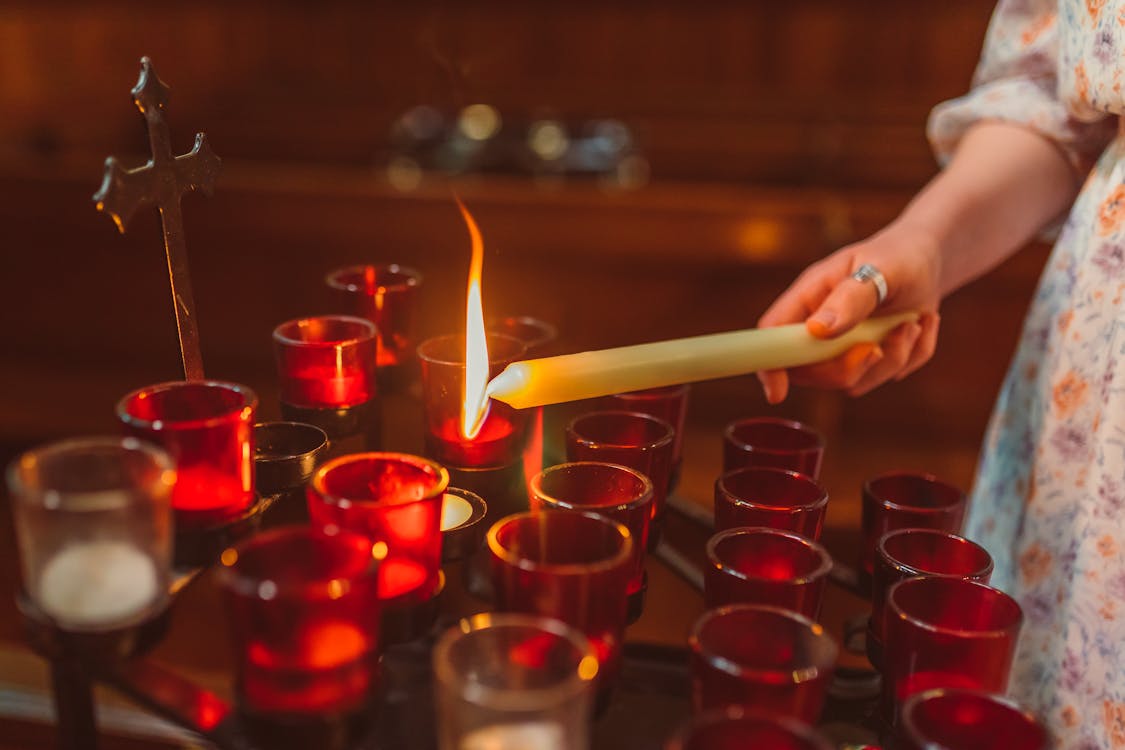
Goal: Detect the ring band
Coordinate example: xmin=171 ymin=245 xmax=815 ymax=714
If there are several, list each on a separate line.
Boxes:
xmin=851 ymin=263 xmax=888 ymax=305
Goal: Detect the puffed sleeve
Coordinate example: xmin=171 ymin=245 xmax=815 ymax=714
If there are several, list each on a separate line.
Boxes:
xmin=928 ymin=0 xmax=1115 ymax=176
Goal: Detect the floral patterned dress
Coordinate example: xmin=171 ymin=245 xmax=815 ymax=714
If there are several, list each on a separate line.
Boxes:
xmin=929 ymin=1 xmax=1125 ymax=747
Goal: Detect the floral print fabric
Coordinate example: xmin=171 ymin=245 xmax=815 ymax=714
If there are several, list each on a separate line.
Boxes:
xmin=929 ymin=2 xmax=1125 ymax=747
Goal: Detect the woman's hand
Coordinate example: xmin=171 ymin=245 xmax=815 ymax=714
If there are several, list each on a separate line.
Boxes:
xmin=756 ymin=220 xmax=944 ymax=404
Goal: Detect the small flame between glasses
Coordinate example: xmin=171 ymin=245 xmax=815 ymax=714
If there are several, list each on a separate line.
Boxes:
xmin=458 ymin=197 xmax=491 ymax=440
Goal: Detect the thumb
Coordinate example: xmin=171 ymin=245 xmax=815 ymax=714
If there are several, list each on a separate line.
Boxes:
xmin=806 ymin=272 xmax=881 ymax=338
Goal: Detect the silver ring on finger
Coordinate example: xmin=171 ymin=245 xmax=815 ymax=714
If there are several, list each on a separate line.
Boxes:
xmin=851 ymin=263 xmax=888 ymax=305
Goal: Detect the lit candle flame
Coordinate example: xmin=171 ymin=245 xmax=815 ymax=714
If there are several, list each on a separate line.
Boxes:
xmin=458 ymin=197 xmax=490 ymax=439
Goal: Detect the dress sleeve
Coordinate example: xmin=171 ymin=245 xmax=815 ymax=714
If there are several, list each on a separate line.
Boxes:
xmin=928 ymin=0 xmax=1115 ymax=176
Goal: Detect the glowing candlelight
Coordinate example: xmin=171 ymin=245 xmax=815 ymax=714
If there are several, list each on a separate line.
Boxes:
xmin=38 ymin=539 xmax=160 ymax=627
xmin=441 ymin=492 xmax=475 ymax=531
xmin=485 ymin=312 xmax=918 ymax=409
xmin=458 ymin=198 xmax=490 ymax=440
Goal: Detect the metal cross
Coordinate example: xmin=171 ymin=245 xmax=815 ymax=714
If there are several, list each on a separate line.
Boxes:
xmin=93 ymin=57 xmax=221 ymax=381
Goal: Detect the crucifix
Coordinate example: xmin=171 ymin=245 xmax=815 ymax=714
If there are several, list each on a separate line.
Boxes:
xmin=93 ymin=56 xmax=221 ymax=381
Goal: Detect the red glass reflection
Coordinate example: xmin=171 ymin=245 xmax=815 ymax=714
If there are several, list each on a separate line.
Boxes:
xmin=899 ymin=688 xmax=1048 ymax=750
xmin=861 ymin=472 xmax=966 ymax=574
xmin=325 ymin=264 xmax=422 ymax=367
xmin=666 ymin=707 xmax=834 ymax=750
xmin=217 ymin=526 xmax=380 ymax=716
xmin=308 ymin=452 xmax=449 ymax=603
xmin=488 ymin=511 xmax=632 ymax=685
xmin=117 ymin=381 xmax=256 ymax=528
xmin=721 ymin=417 xmax=824 ymax=478
xmin=604 ymin=384 xmax=689 ymax=479
xmin=882 ymin=577 xmax=1022 ymax=726
xmin=705 ymin=528 xmax=832 ymax=618
xmin=272 ymin=316 xmax=377 ymax=409
xmin=689 ymin=605 xmax=837 ymax=724
xmin=714 ymin=468 xmax=828 ymax=540
xmin=417 ymin=333 xmax=529 ymax=468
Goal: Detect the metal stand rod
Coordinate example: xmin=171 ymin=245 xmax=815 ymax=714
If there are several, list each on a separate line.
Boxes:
xmin=49 ymin=656 xmax=98 ymax=750
xmin=653 ymin=542 xmax=704 ymax=593
xmin=665 ymin=493 xmax=715 ymax=532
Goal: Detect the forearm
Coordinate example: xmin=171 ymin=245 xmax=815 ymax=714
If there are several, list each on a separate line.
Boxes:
xmin=894 ymin=121 xmax=1084 ymax=296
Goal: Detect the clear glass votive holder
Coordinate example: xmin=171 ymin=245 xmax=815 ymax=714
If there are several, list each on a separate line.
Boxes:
xmin=870 ymin=529 xmax=993 ymax=661
xmin=117 ymin=380 xmax=257 ymax=529
xmin=325 ymin=263 xmax=423 ymax=368
xmin=487 ymin=510 xmax=632 ymax=686
xmin=308 ymin=452 xmax=450 ymax=604
xmin=530 ymin=462 xmax=653 ymax=603
xmin=7 ymin=437 xmax=174 ymax=632
xmin=665 ymin=707 xmax=834 ymax=750
xmin=704 ymin=527 xmax=832 ymax=618
xmin=272 ymin=315 xmax=378 ymax=409
xmin=433 ymin=613 xmax=598 ymax=750
xmin=417 ymin=333 xmax=529 ymax=469
xmin=882 ymin=577 xmax=1023 ymax=726
xmin=565 ymin=410 xmax=674 ymax=548
xmin=713 ymin=467 xmax=828 ymax=540
xmin=861 ymin=472 xmax=967 ymax=574
xmin=603 ymin=384 xmax=689 ymax=488
xmin=217 ymin=526 xmax=382 ymax=717
xmin=689 ymin=604 xmax=838 ymax=724
xmin=721 ymin=417 xmax=825 ymax=478
xmin=899 ymin=688 xmax=1048 ymax=750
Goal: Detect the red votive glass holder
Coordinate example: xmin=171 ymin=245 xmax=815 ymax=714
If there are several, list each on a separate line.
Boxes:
xmin=487 ymin=510 xmax=632 ymax=686
xmin=117 ymin=380 xmax=256 ymax=529
xmin=418 ymin=333 xmax=529 ymax=469
xmin=861 ymin=472 xmax=967 ymax=574
xmin=325 ymin=264 xmax=423 ymax=368
xmin=899 ymin=688 xmax=1048 ymax=750
xmin=565 ymin=410 xmax=674 ymax=548
xmin=870 ymin=529 xmax=993 ymax=664
xmin=665 ymin=707 xmax=834 ymax=750
xmin=714 ymin=467 xmax=828 ymax=540
xmin=308 ymin=452 xmax=450 ymax=604
xmin=722 ymin=417 xmax=824 ymax=478
xmin=272 ymin=315 xmax=378 ymax=409
xmin=689 ymin=604 xmax=837 ymax=723
xmin=217 ymin=526 xmax=381 ymax=717
xmin=529 ymin=462 xmax=653 ymax=601
xmin=704 ymin=528 xmax=832 ymax=618
xmin=882 ymin=577 xmax=1023 ymax=726
xmin=604 ymin=384 xmax=689 ymax=487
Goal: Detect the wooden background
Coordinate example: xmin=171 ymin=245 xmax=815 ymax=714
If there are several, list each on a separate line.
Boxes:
xmin=0 ymin=1 xmax=1037 ymax=746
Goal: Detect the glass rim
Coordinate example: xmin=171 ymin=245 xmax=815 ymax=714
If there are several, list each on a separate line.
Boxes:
xmin=900 ymin=687 xmax=1044 ymax=745
xmin=324 ymin=263 xmax=423 ymax=292
xmin=887 ymin=576 xmax=1023 ymax=639
xmin=432 ymin=612 xmax=598 ymax=711
xmin=715 ymin=466 xmax=828 ymax=513
xmin=877 ymin=527 xmax=993 ymax=580
xmin=706 ymin=526 xmax=833 ymax=584
xmin=863 ymin=471 xmax=965 ymax=513
xmin=566 ymin=410 xmax=675 ymax=451
xmin=722 ymin=416 xmax=825 ymax=454
xmin=310 ymin=451 xmax=450 ymax=510
xmin=252 ymin=421 xmax=329 ymax=465
xmin=415 ymin=332 xmax=527 ymax=367
xmin=215 ymin=525 xmax=381 ymax=601
xmin=271 ymin=314 xmax=378 ymax=348
xmin=531 ymin=461 xmax=654 ymax=515
xmin=487 ymin=510 xmax=633 ymax=575
xmin=665 ymin=706 xmax=834 ymax=750
xmin=116 ymin=380 xmax=258 ymax=431
xmin=7 ymin=436 xmax=176 ymax=508
xmin=486 ymin=315 xmax=559 ymax=350
xmin=689 ymin=603 xmax=838 ymax=683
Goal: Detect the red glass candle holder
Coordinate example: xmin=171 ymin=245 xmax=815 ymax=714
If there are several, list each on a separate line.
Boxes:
xmin=704 ymin=528 xmax=832 ymax=618
xmin=689 ymin=604 xmax=837 ymax=724
xmin=308 ymin=452 xmax=450 ymax=604
xmin=899 ymin=688 xmax=1048 ymax=750
xmin=529 ymin=462 xmax=653 ymax=601
xmin=870 ymin=529 xmax=993 ymax=658
xmin=117 ymin=380 xmax=256 ymax=529
xmin=665 ymin=707 xmax=834 ymax=750
xmin=861 ymin=472 xmax=967 ymax=574
xmin=418 ymin=333 xmax=529 ymax=469
xmin=565 ymin=410 xmax=674 ymax=548
xmin=603 ymin=384 xmax=689 ymax=486
xmin=722 ymin=417 xmax=824 ymax=478
xmin=714 ymin=467 xmax=828 ymax=540
xmin=487 ymin=510 xmax=632 ymax=686
xmin=325 ymin=264 xmax=423 ymax=368
xmin=273 ymin=315 xmax=378 ymax=409
xmin=487 ymin=315 xmax=559 ymax=355
xmin=217 ymin=526 xmax=381 ymax=717
xmin=882 ymin=577 xmax=1023 ymax=726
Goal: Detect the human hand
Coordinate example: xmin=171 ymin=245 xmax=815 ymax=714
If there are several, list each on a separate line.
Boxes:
xmin=756 ymin=221 xmax=943 ymax=403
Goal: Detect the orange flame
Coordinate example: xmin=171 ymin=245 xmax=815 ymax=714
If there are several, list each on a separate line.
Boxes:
xmin=458 ymin=197 xmax=490 ymax=439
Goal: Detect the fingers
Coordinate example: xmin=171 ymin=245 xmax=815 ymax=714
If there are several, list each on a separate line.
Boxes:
xmin=847 ymin=322 xmax=923 ymax=396
xmin=756 ymin=369 xmax=790 ymax=405
xmin=789 ymin=343 xmax=884 ymax=390
xmin=898 ymin=312 xmax=940 ymax=379
xmin=806 ymin=269 xmax=882 ymax=339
